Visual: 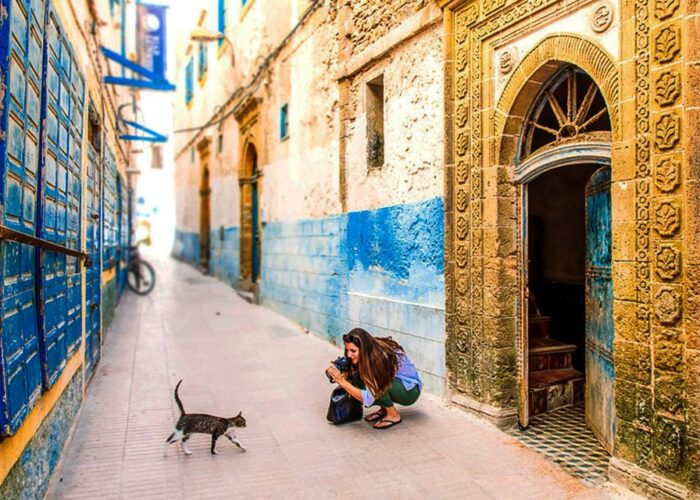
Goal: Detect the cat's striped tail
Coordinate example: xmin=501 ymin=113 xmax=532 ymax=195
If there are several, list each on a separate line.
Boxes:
xmin=174 ymin=380 xmax=185 ymax=414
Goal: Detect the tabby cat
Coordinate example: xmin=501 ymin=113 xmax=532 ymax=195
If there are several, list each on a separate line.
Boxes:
xmin=165 ymin=380 xmax=247 ymax=455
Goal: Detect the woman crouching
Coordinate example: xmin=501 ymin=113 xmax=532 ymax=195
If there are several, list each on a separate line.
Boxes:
xmin=326 ymin=328 xmax=422 ymax=429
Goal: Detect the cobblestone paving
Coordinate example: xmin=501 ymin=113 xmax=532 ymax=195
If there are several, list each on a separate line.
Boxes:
xmin=46 ymin=257 xmax=618 ymax=499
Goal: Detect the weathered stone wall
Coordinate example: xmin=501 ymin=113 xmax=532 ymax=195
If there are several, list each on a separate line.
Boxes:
xmin=344 ymin=0 xmax=427 ymax=54
xmin=0 ymin=374 xmax=82 ymax=500
xmin=343 ymin=23 xmax=444 ymax=211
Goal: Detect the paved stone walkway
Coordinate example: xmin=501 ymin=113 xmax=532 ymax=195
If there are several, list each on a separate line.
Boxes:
xmin=47 ymin=257 xmax=619 ymax=499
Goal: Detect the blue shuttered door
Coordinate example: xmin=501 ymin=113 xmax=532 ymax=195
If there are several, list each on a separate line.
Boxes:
xmin=116 ymin=175 xmax=128 ymax=296
xmin=85 ymin=145 xmax=101 ymax=374
xmin=103 ymin=148 xmax=118 ymax=273
xmin=66 ymin=49 xmax=84 ymax=358
xmin=0 ymin=0 xmax=46 ymax=434
xmin=37 ymin=7 xmax=83 ymax=387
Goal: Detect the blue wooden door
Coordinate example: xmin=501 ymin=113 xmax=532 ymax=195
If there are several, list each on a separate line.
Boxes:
xmin=251 ymin=174 xmax=259 ymax=283
xmin=585 ymin=166 xmax=614 ymax=453
xmin=85 ymin=142 xmax=101 ymax=375
xmin=37 ymin=7 xmax=84 ymax=387
xmin=0 ymin=0 xmax=46 ymax=435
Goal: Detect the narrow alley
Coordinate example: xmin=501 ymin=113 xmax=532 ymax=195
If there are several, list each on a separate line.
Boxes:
xmin=46 ymin=258 xmax=608 ymax=499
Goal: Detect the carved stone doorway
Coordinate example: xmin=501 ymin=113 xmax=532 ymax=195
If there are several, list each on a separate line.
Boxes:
xmin=239 ymin=141 xmax=261 ymax=293
xmin=514 ymin=66 xmax=614 ymax=454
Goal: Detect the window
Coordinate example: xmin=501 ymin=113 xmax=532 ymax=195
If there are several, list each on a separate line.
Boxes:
xmin=217 ymin=133 xmax=224 ymax=154
xmin=87 ymin=102 xmax=102 ymax=154
xmin=242 ymin=0 xmax=248 ymax=6
xmin=218 ymin=0 xmax=227 ymax=47
xmin=151 ymin=145 xmax=163 ymax=169
xmin=366 ymin=74 xmax=384 ymax=169
xmin=185 ymin=57 xmax=194 ymax=105
xmin=280 ymin=104 xmax=289 ymax=140
xmin=198 ymin=42 xmax=208 ymax=82
xmin=191 ymin=147 xmax=195 ymax=163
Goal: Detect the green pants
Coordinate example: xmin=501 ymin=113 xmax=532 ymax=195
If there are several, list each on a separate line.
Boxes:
xmin=359 ymin=378 xmax=421 ymax=408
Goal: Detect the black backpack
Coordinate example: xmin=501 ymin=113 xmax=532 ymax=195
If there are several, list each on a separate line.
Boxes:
xmin=326 ymin=386 xmax=363 ymax=424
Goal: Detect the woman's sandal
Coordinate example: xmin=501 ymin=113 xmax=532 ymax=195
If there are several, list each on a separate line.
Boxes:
xmin=364 ymin=409 xmax=386 ymax=423
xmin=373 ymin=418 xmax=402 ymax=430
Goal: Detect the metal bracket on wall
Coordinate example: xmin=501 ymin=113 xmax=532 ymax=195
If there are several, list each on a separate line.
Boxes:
xmin=100 ymin=46 xmax=176 ymax=91
xmin=119 ymin=119 xmax=168 ymax=143
xmin=0 ymin=225 xmax=91 ymax=267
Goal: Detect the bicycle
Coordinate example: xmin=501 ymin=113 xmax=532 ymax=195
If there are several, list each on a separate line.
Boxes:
xmin=127 ymin=240 xmax=156 ymax=295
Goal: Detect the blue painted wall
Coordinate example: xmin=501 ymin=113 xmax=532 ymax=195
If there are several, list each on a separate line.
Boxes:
xmin=260 ymin=197 xmax=446 ymax=394
xmin=209 ymin=227 xmax=240 ymax=286
xmin=341 ymin=197 xmax=445 ymax=394
xmin=172 ymin=229 xmax=200 ymax=266
xmin=260 ymin=217 xmax=345 ymax=338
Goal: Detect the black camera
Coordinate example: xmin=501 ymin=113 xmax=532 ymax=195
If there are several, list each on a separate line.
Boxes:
xmin=326 ymin=356 xmax=351 ymax=383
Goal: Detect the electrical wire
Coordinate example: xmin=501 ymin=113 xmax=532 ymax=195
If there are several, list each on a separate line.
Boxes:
xmin=173 ymin=0 xmax=324 ymax=142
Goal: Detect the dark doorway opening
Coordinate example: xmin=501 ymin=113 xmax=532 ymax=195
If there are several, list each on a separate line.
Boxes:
xmin=526 ymin=163 xmax=601 ymax=417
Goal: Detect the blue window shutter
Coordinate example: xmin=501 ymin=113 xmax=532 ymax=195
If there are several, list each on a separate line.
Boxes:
xmin=280 ymin=104 xmax=288 ymax=139
xmin=185 ymin=58 xmax=194 ymax=104
xmin=218 ymin=0 xmax=226 ymax=46
xmin=242 ymin=0 xmax=247 ymax=6
xmin=198 ymin=42 xmax=207 ymax=80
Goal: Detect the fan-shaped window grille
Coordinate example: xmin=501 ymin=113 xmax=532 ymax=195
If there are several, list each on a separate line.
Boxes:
xmin=520 ymin=66 xmax=611 ymax=160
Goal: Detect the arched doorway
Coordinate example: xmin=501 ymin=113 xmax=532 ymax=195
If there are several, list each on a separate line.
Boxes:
xmin=239 ymin=141 xmax=260 ymax=291
xmin=513 ymin=65 xmax=614 ymax=452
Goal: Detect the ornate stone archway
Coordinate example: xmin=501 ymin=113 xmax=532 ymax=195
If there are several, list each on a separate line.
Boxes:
xmin=234 ymin=97 xmax=263 ymax=295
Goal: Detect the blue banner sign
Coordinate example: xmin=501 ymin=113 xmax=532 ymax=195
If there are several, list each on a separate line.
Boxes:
xmin=137 ymin=3 xmax=168 ymax=81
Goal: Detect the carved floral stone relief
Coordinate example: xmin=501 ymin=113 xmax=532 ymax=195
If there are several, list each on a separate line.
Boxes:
xmin=654 ymin=71 xmax=681 ymax=107
xmin=653 ymin=25 xmax=681 ymax=64
xmin=654 ymin=287 xmax=682 ymax=325
xmin=654 ymin=201 xmax=681 ymax=237
xmin=654 ymin=156 xmax=681 ymax=193
xmin=655 ymin=244 xmax=681 ymax=281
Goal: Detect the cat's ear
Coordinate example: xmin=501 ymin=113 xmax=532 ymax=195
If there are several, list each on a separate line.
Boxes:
xmin=236 ymin=411 xmax=242 ymax=417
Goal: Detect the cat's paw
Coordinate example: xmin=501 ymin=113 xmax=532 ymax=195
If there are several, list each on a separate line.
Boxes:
xmin=211 ymin=450 xmax=218 ymax=455
xmin=184 ymin=450 xmax=193 ymax=456
xmin=240 ymin=446 xmax=247 ymax=452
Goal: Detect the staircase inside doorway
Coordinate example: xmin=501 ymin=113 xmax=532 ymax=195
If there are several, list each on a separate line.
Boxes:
xmin=508 ymin=403 xmax=610 ymax=485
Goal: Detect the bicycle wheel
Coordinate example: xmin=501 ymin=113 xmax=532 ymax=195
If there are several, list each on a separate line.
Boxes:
xmin=127 ymin=260 xmax=156 ymax=295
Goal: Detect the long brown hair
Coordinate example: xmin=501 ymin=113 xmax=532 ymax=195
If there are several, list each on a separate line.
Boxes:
xmin=343 ymin=328 xmax=404 ymax=398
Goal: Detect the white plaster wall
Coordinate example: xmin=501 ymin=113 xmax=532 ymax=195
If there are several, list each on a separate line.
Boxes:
xmin=262 ymin=10 xmax=341 ymax=222
xmin=175 ymin=185 xmax=200 ymax=234
xmin=494 ymin=1 xmax=620 ymax=102
xmin=345 ymin=24 xmax=444 ymax=212
xmin=263 ymin=142 xmax=340 ymax=222
xmin=210 ymin=176 xmax=241 ymax=230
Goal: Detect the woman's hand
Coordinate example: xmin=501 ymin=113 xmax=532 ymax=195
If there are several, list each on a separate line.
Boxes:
xmin=327 ymin=365 xmax=346 ymax=384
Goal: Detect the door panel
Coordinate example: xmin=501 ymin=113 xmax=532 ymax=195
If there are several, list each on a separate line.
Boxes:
xmin=0 ymin=0 xmax=45 ymax=435
xmin=585 ymin=165 xmax=614 ymax=453
xmin=199 ymin=156 xmax=210 ymax=272
xmin=85 ymin=144 xmax=101 ymax=375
